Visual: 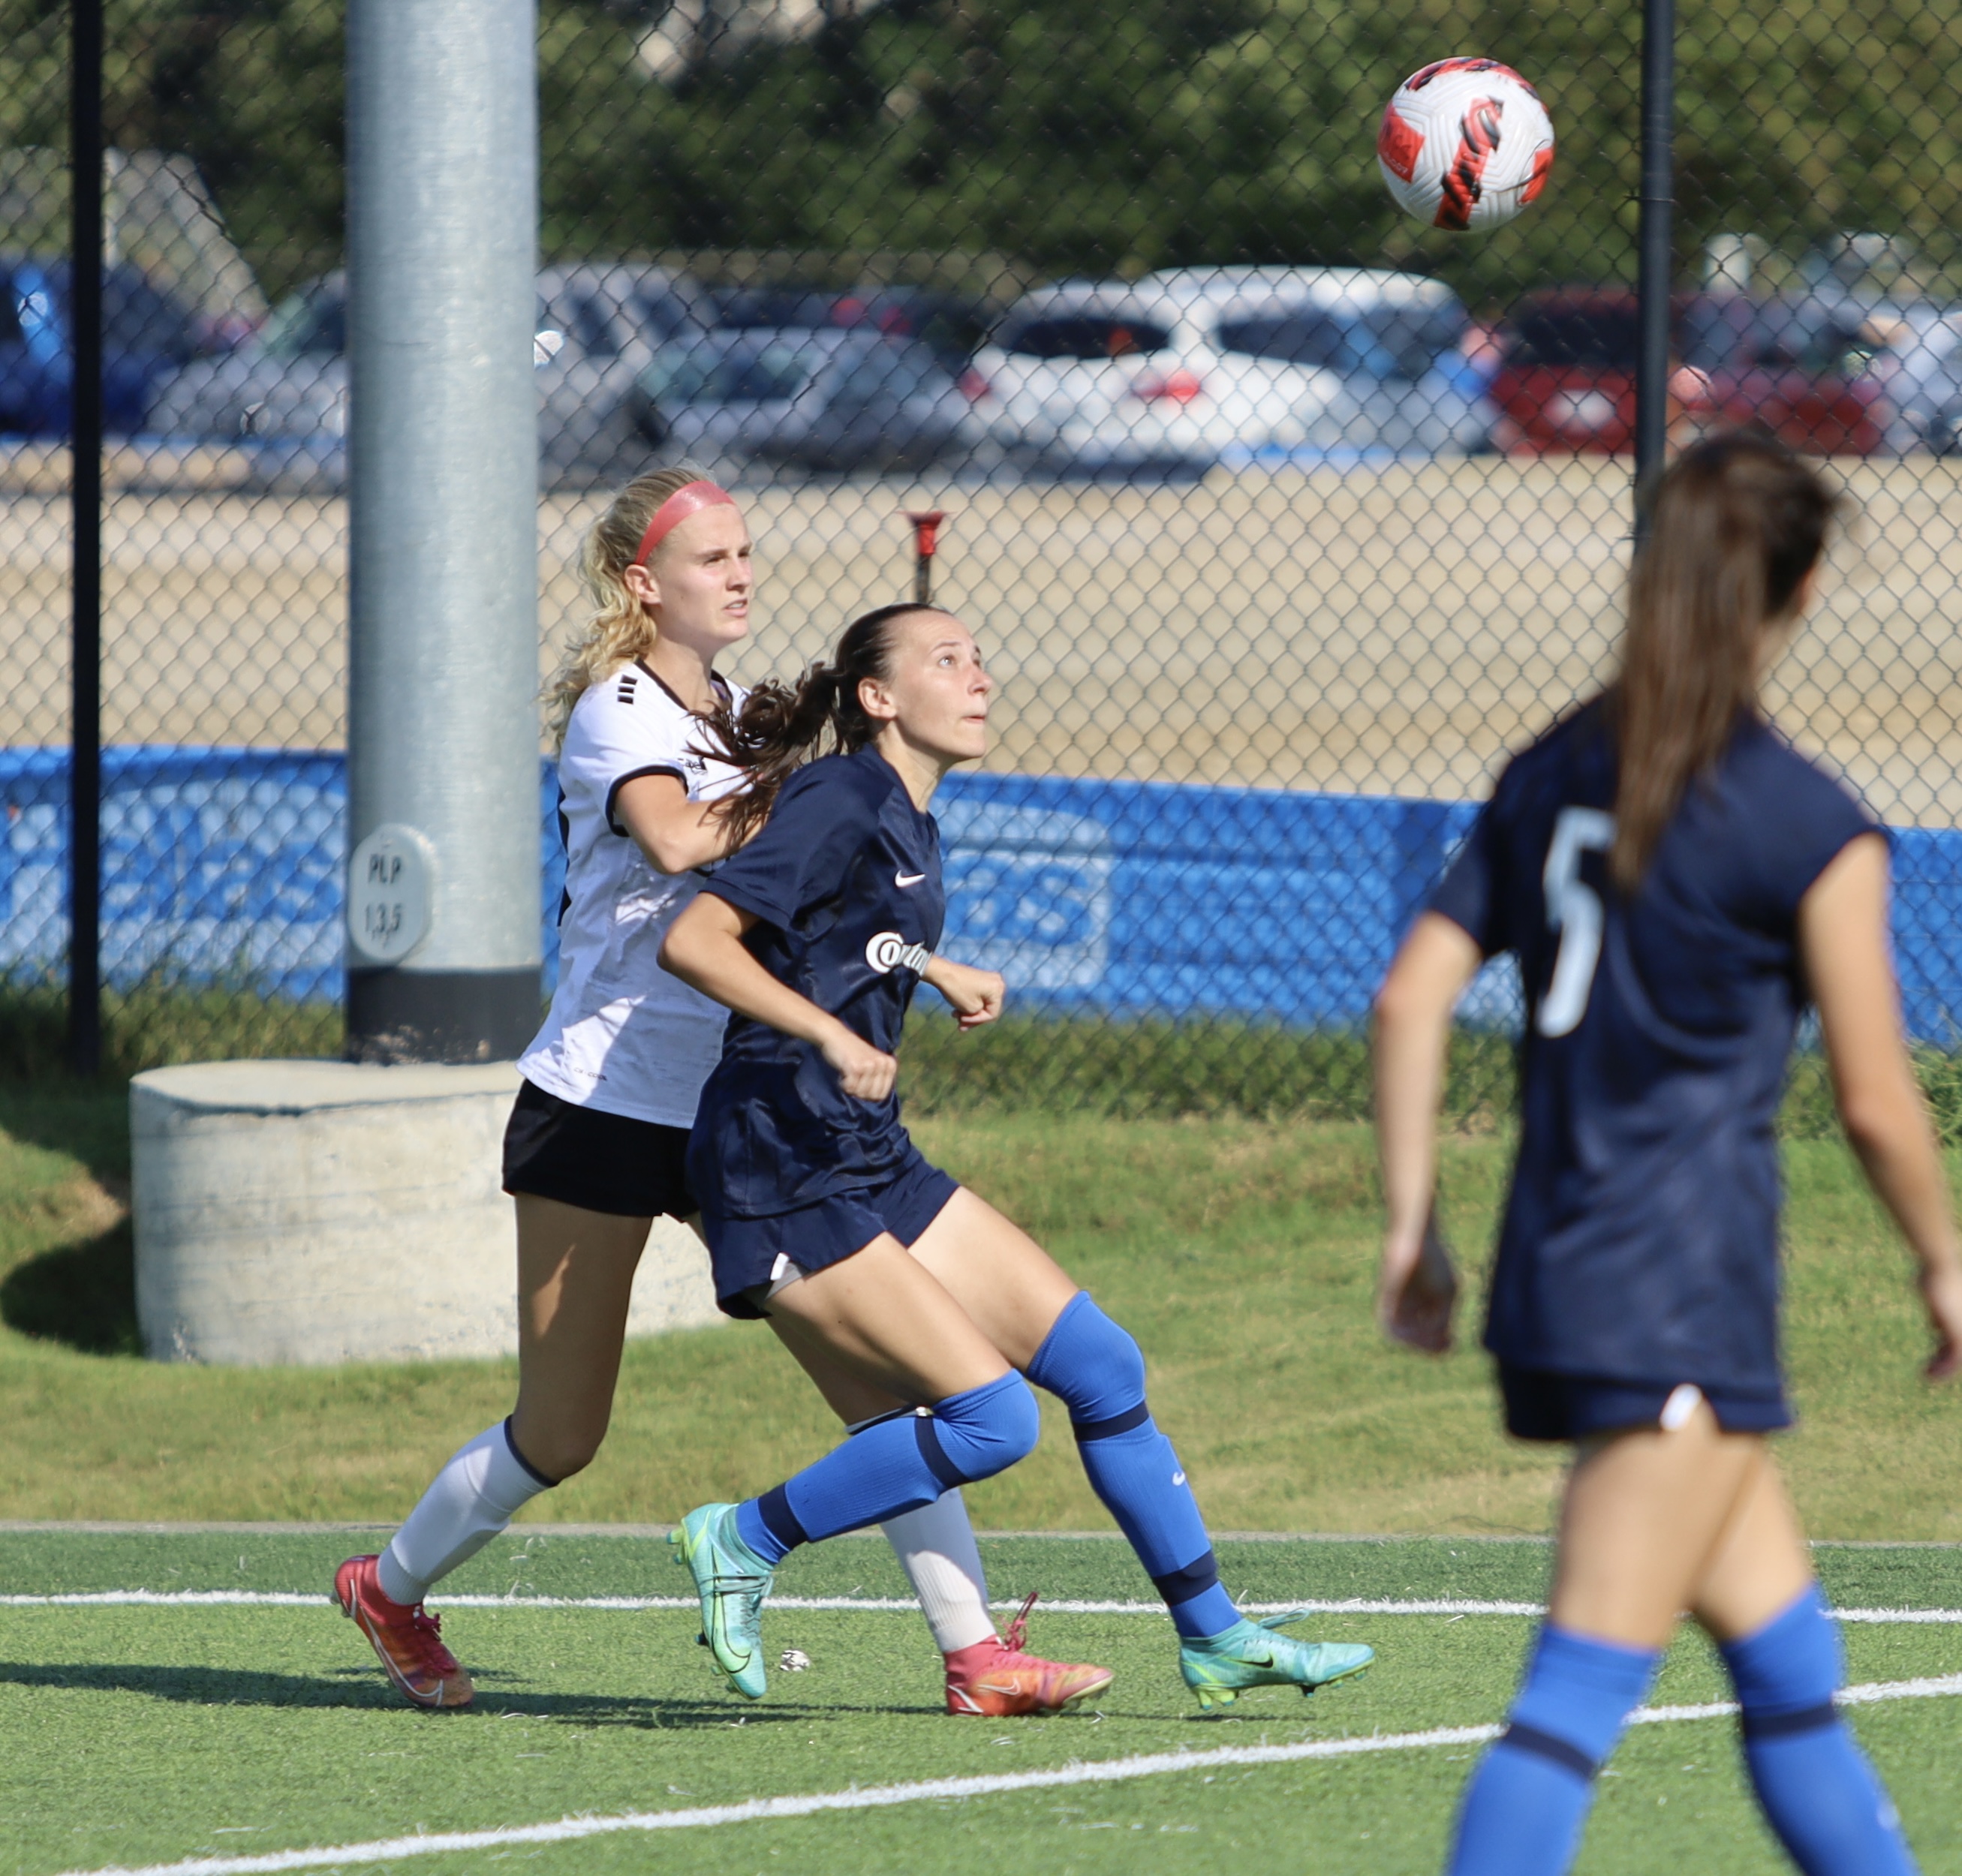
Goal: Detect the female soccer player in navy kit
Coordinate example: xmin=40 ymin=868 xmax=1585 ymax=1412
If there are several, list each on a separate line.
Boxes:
xmin=335 ymin=468 xmax=1102 ymax=1719
xmin=1374 ymin=432 xmax=1962 ymax=1875
xmin=658 ymin=600 xmax=1377 ymax=1709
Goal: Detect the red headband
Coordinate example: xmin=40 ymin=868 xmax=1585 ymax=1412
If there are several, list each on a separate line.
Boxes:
xmin=630 ymin=480 xmax=738 ymax=567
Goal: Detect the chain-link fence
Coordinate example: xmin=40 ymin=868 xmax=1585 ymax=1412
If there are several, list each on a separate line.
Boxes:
xmin=5 ymin=1 xmax=1962 ymax=1111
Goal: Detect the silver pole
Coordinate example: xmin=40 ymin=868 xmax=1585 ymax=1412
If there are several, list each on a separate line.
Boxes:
xmin=345 ymin=0 xmax=541 ymax=1063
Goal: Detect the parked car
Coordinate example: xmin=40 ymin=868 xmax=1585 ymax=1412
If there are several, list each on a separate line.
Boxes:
xmin=967 ymin=281 xmax=1344 ymax=476
xmin=1143 ymin=266 xmax=1494 ymax=458
xmin=0 ymin=257 xmax=210 ymax=437
xmin=632 ymin=328 xmax=977 ymax=475
xmin=146 ymin=264 xmax=709 ymax=489
xmin=1491 ymin=289 xmax=1888 ymax=455
xmin=712 ymin=285 xmax=990 ymax=377
xmin=1864 ymin=308 xmax=1962 ymax=455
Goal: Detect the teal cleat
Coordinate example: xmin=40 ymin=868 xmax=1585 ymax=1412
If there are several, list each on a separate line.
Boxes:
xmin=670 ymin=1502 xmax=773 ymax=1700
xmin=1178 ymin=1612 xmax=1374 ymax=1712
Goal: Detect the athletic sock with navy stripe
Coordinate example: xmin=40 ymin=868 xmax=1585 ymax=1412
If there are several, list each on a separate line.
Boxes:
xmin=1447 ymin=1624 xmax=1660 ymax=1876
xmin=1721 ymin=1584 xmax=1918 ymax=1875
xmin=734 ymin=1371 xmax=1040 ymax=1567
xmin=1026 ymin=1291 xmax=1239 ymax=1640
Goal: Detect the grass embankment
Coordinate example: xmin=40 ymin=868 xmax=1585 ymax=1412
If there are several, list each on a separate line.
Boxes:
xmin=0 ymin=1076 xmax=1956 ymax=1537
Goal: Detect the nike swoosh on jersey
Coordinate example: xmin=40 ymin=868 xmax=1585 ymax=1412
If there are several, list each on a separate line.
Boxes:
xmin=895 ymin=871 xmax=928 ymax=886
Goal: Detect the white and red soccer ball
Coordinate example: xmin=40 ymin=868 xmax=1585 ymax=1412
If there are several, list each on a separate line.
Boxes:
xmin=1377 ymin=59 xmax=1555 ymax=233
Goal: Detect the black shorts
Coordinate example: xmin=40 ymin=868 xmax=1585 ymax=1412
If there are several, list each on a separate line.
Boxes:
xmin=500 ymin=1079 xmax=697 ymax=1220
xmin=700 ymin=1147 xmax=959 ymax=1320
xmin=1498 ymin=1363 xmax=1792 ymax=1443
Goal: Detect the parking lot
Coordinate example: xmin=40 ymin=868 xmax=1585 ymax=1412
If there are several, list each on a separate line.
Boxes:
xmin=5 ymin=452 xmax=1959 ymax=825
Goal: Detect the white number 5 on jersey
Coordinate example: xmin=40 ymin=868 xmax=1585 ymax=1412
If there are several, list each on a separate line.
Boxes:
xmin=1537 ymin=807 xmax=1616 ymax=1038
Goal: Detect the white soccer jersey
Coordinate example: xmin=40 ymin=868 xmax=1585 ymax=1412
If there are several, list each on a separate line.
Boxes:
xmin=517 ymin=660 xmax=749 ymax=1128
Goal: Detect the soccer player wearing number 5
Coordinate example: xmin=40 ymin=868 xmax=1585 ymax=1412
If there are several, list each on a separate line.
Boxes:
xmin=1374 ymin=433 xmax=1962 ymax=1876
xmin=334 ymin=469 xmax=1095 ymax=1720
xmin=658 ymin=603 xmax=1375 ymax=1710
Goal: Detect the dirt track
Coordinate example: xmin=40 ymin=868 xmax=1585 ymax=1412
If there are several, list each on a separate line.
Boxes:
xmin=4 ymin=455 xmax=1959 ymax=824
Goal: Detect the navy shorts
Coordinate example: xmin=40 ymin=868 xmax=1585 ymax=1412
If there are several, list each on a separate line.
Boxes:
xmin=702 ymin=1148 xmax=959 ymax=1319
xmin=501 ymin=1079 xmax=697 ymax=1220
xmin=1498 ymin=1363 xmax=1792 ymax=1443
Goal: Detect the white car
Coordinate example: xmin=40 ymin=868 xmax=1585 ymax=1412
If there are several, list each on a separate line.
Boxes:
xmin=967 ymin=283 xmax=1344 ymax=475
xmin=1141 ymin=266 xmax=1494 ymax=460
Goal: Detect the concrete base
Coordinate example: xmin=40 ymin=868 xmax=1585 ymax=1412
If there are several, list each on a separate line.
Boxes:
xmin=131 ymin=1060 xmax=721 ymax=1366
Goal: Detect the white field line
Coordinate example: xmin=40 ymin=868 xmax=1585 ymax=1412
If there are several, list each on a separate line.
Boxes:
xmin=3 ymin=1590 xmax=1961 ymax=1624
xmin=44 ymin=1671 xmax=1962 ymax=1876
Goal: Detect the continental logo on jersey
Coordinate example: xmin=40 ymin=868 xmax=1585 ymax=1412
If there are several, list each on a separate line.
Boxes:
xmin=865 ymin=932 xmax=932 ymax=975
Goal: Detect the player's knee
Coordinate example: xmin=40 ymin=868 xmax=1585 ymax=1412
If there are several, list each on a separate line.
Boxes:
xmin=1028 ymin=1291 xmax=1148 ymax=1428
xmin=1720 ymin=1583 xmax=1843 ymax=1710
xmin=507 ymin=1419 xmax=596 ymax=1485
xmin=921 ymin=1372 xmax=1040 ymax=1485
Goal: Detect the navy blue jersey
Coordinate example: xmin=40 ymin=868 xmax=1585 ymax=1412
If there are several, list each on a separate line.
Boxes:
xmin=1430 ymin=700 xmax=1876 ymax=1396
xmin=688 ymin=744 xmax=944 ymax=1217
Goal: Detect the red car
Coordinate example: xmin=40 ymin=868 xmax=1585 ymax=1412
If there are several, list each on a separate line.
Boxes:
xmin=1491 ymin=289 xmax=1888 ymax=455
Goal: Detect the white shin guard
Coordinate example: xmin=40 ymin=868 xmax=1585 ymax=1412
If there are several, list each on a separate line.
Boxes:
xmin=880 ymin=1490 xmax=995 ymax=1654
xmin=378 ymin=1419 xmax=554 ymax=1607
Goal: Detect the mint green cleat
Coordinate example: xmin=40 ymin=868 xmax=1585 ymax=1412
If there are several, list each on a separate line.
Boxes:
xmin=670 ymin=1502 xmax=773 ymax=1700
xmin=1178 ymin=1613 xmax=1374 ymax=1712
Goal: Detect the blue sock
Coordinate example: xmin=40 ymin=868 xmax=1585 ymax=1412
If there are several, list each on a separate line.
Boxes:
xmin=1448 ymin=1625 xmax=1659 ymax=1876
xmin=1721 ymin=1585 xmax=1918 ymax=1875
xmin=733 ymin=1371 xmax=1039 ymax=1568
xmin=1027 ymin=1291 xmax=1238 ymax=1640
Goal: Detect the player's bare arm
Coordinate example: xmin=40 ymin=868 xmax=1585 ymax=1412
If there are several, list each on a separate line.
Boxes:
xmin=922 ymin=955 xmax=1005 ymax=1029
xmin=661 ymin=891 xmax=897 ymax=1100
xmin=611 ymin=771 xmax=745 ymax=875
xmin=1372 ymin=910 xmax=1480 ymax=1352
xmin=1798 ymin=831 xmax=1962 ymax=1377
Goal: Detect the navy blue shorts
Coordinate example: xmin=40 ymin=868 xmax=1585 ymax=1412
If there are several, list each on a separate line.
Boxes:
xmin=1499 ymin=1363 xmax=1792 ymax=1443
xmin=702 ymin=1149 xmax=959 ymax=1320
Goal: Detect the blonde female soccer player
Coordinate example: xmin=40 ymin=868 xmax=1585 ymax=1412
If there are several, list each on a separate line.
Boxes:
xmin=336 ymin=468 xmax=1104 ymax=1718
xmin=1374 ymin=431 xmax=1962 ymax=1874
xmin=658 ymin=600 xmax=1376 ymax=1709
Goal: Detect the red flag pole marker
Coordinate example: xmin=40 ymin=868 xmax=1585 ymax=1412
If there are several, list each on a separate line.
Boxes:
xmin=904 ymin=510 xmax=947 ymax=606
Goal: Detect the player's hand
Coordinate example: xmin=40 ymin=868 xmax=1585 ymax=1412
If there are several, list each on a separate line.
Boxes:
xmin=821 ymin=1025 xmax=898 ymax=1102
xmin=1920 ymin=1260 xmax=1962 ymax=1380
xmin=923 ymin=958 xmax=1006 ymax=1030
xmin=1378 ymin=1213 xmax=1458 ymax=1355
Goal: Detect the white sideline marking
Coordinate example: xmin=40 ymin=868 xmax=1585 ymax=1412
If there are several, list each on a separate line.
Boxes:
xmin=5 ymin=1590 xmax=1962 ymax=1625
xmin=44 ymin=1672 xmax=1962 ymax=1876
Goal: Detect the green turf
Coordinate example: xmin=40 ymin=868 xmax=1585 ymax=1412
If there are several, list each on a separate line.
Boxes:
xmin=2 ymin=1531 xmax=1959 ymax=1876
xmin=2 ymin=1095 xmax=1961 ymax=1538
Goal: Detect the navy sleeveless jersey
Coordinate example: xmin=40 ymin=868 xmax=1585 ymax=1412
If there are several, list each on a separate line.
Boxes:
xmin=1429 ymin=701 xmax=1876 ymax=1396
xmin=688 ymin=744 xmax=944 ymax=1217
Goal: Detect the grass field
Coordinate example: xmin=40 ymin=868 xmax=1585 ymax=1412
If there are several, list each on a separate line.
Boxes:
xmin=2 ymin=1086 xmax=1960 ymax=1537
xmin=2 ymin=1527 xmax=1960 ymax=1876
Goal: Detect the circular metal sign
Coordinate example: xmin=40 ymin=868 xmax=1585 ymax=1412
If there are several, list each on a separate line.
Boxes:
xmin=347 ymin=823 xmax=436 ymax=964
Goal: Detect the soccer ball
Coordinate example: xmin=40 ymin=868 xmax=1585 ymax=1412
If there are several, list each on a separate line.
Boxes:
xmin=1377 ymin=59 xmax=1555 ymax=233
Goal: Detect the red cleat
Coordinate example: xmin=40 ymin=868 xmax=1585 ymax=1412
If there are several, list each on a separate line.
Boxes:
xmin=944 ymin=1592 xmax=1115 ymax=1717
xmin=335 ymin=1554 xmax=474 ymax=1710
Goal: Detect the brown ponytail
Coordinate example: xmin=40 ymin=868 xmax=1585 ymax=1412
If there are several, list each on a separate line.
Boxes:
xmin=702 ymin=603 xmax=939 ymax=843
xmin=1609 ymin=431 xmax=1839 ymax=888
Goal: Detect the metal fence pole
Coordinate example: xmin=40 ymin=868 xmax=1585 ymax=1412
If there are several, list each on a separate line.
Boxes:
xmin=67 ymin=0 xmax=103 ymax=1078
xmin=1634 ymin=0 xmax=1677 ymax=519
xmin=344 ymin=0 xmax=541 ymax=1063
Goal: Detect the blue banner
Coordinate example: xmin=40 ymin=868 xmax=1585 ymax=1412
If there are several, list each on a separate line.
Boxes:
xmin=0 ymin=748 xmax=1956 ymax=1043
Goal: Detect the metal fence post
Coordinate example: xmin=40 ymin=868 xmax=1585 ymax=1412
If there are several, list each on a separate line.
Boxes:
xmin=67 ymin=0 xmax=103 ymax=1078
xmin=1634 ymin=0 xmax=1677 ymax=521
xmin=344 ymin=0 xmax=542 ymax=1063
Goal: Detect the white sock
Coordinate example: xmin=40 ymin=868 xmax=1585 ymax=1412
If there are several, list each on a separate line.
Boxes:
xmin=880 ymin=1490 xmax=995 ymax=1654
xmin=377 ymin=1419 xmax=554 ymax=1606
